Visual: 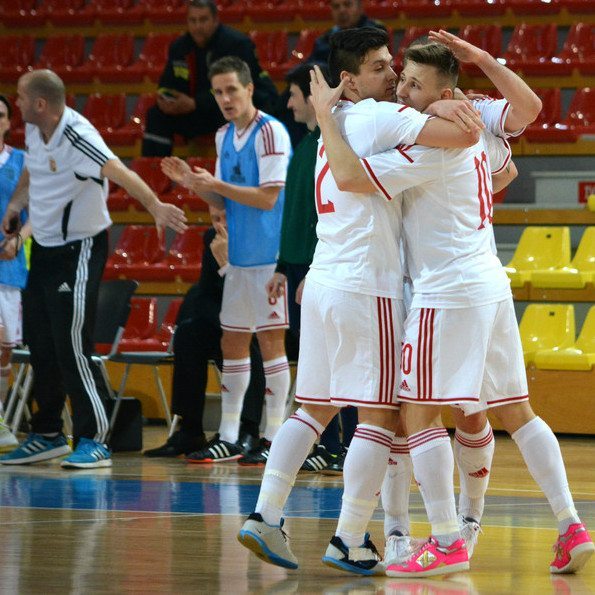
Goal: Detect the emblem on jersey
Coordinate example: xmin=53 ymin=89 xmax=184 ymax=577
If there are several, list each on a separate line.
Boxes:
xmin=399 ymin=379 xmax=411 ymax=392
xmin=230 ymin=163 xmax=245 ymax=184
xmin=49 ymin=157 xmax=57 ymax=172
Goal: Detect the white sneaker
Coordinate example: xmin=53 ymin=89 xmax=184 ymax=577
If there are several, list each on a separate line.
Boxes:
xmin=459 ymin=515 xmax=482 ymax=558
xmin=383 ymin=534 xmax=425 ymax=568
xmin=238 ymin=513 xmax=298 ymax=569
xmin=0 ymin=417 xmax=18 ymax=453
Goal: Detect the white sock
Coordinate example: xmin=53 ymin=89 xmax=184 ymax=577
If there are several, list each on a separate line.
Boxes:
xmin=263 ymin=356 xmax=290 ymax=441
xmin=512 ymin=416 xmax=580 ymax=533
xmin=218 ymin=358 xmax=251 ymax=444
xmin=0 ymin=364 xmax=10 ymax=410
xmin=409 ymin=427 xmax=460 ymax=545
xmin=381 ymin=437 xmax=412 ymax=537
xmin=336 ymin=424 xmax=395 ymax=547
xmin=454 ymin=422 xmax=495 ymax=522
xmin=255 ymin=408 xmax=325 ymax=525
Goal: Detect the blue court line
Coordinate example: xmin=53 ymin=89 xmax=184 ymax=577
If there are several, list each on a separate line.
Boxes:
xmin=1 ymin=474 xmax=593 ymax=527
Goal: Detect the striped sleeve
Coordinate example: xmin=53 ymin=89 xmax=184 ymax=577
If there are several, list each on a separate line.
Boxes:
xmin=64 ymin=123 xmax=116 ymax=178
xmin=256 ymin=119 xmax=291 ymax=187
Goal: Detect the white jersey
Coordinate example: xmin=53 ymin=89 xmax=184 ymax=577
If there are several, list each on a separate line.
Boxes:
xmin=471 ymin=97 xmax=525 ymax=139
xmin=308 ymin=99 xmax=429 ymax=298
xmin=363 ymin=135 xmax=511 ymax=308
xmin=25 ymin=107 xmax=115 ymax=247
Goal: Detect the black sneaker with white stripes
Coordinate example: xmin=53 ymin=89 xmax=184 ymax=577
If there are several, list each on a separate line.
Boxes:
xmin=186 ymin=433 xmax=243 ymax=464
xmin=238 ymin=438 xmax=271 ymax=466
xmin=300 ymin=444 xmax=337 ymax=473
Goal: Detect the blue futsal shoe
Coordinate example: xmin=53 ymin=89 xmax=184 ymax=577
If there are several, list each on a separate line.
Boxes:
xmin=61 ymin=437 xmax=112 ymax=469
xmin=0 ymin=433 xmax=71 ymax=465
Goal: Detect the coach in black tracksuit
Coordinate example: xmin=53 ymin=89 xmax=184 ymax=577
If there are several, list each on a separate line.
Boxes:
xmin=0 ymin=69 xmax=186 ymax=468
xmin=141 ymin=0 xmax=278 ymax=157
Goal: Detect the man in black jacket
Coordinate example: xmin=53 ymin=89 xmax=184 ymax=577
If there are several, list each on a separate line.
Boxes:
xmin=141 ymin=0 xmax=279 ymax=157
xmin=144 ymin=224 xmax=265 ymax=457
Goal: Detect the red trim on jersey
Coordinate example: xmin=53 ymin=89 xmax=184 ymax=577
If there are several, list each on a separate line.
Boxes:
xmin=490 ymin=137 xmax=512 ymax=175
xmin=499 ymin=102 xmax=510 ymax=135
xmin=363 ymin=158 xmax=392 ymax=202
xmin=289 ymin=413 xmax=320 ymax=438
xmin=398 ymin=105 xmax=409 ymax=112
xmin=236 ymin=112 xmax=261 ymax=140
xmin=319 ymin=144 xmax=325 ymax=158
xmin=260 ymin=181 xmax=286 ymax=187
xmin=396 ymin=145 xmax=414 ymax=164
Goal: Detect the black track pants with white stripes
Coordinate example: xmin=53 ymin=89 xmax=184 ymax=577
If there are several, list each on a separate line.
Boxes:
xmin=23 ymin=231 xmax=111 ymax=443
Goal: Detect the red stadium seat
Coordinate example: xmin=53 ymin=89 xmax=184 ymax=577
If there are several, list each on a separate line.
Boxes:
xmin=394 ymin=27 xmax=432 ymax=70
xmin=503 ymin=24 xmax=571 ymax=76
xmin=151 ymin=226 xmax=208 ymax=282
xmin=297 ymin=0 xmax=332 ymax=20
xmin=104 ymin=226 xmax=166 ymax=281
xmin=1 ymin=0 xmax=45 ymax=27
xmin=365 ymin=0 xmax=400 ymax=18
xmin=246 ymin=0 xmax=298 ymax=22
xmin=0 ymin=36 xmax=34 ymax=83
xmin=217 ymin=0 xmax=245 ymax=22
xmin=119 ymin=297 xmax=159 ymax=352
xmin=507 ymin=0 xmax=561 ymax=14
xmin=124 ymin=33 xmax=179 ymax=83
xmin=82 ymin=94 xmax=137 ymax=145
xmin=143 ymin=0 xmax=186 ymax=24
xmin=566 ymin=87 xmax=595 ymax=135
xmin=39 ymin=0 xmax=95 ymax=26
xmin=115 ymin=94 xmax=157 ymax=146
xmin=71 ymin=34 xmax=135 ymax=84
xmin=556 ymin=23 xmax=595 ymax=75
xmin=92 ymin=0 xmax=145 ymax=24
xmin=281 ymin=30 xmax=323 ymax=71
xmin=125 ymin=298 xmax=183 ymax=352
xmin=458 ymin=25 xmax=502 ymax=76
xmin=399 ymin=0 xmax=453 ymax=18
xmin=110 ymin=157 xmax=172 ymax=210
xmin=563 ymin=0 xmax=595 ymax=13
xmin=455 ymin=0 xmax=506 ymax=16
xmin=524 ymin=88 xmax=577 ymax=142
xmin=250 ymin=31 xmax=289 ymax=81
xmin=35 ymin=35 xmax=85 ymax=80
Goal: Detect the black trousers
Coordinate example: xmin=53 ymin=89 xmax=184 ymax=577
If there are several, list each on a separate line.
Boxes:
xmin=23 ymin=231 xmax=111 ymax=443
xmin=141 ymin=105 xmax=224 ymax=157
xmin=172 ymin=302 xmax=265 ymax=439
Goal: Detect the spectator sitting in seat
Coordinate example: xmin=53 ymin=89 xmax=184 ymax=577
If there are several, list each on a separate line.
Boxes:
xmin=142 ymin=0 xmax=278 ymax=157
xmin=144 ymin=211 xmax=266 ymax=458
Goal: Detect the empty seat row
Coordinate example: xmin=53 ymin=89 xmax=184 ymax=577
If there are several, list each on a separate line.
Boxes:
xmin=103 ymin=225 xmax=208 ymax=283
xmin=1 ymin=23 xmax=593 ymax=86
xmin=0 ymin=33 xmax=176 ymax=84
xmin=2 ymin=0 xmax=594 ymax=28
xmin=521 ymin=304 xmax=595 ymax=370
xmin=119 ymin=297 xmax=182 ymax=352
xmin=108 ymin=157 xmax=215 ymax=212
xmin=505 ymin=226 xmax=595 ymax=289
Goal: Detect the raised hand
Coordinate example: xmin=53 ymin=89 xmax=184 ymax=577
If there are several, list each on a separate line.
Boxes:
xmin=161 ymin=156 xmax=191 ymax=185
xmin=429 ymin=30 xmax=485 ymax=64
xmin=309 ymin=64 xmax=346 ymax=118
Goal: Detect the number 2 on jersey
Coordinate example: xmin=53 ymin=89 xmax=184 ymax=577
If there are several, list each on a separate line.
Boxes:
xmin=315 ymin=145 xmax=335 ymax=214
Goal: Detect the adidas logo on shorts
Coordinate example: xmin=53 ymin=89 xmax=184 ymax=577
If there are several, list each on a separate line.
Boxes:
xmin=268 ymin=312 xmax=280 ymax=320
xmin=399 ymin=379 xmax=411 ymax=391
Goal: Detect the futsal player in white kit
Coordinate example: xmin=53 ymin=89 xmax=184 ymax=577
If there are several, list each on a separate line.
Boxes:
xmin=316 ymin=38 xmax=594 ymax=578
xmin=237 ymin=27 xmax=483 ymax=574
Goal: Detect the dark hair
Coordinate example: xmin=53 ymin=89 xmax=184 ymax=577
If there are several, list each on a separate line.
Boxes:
xmin=208 ymin=56 xmax=252 ymax=85
xmin=285 ymin=62 xmax=329 ymax=99
xmin=404 ymin=42 xmax=460 ymax=89
xmin=188 ymin=0 xmax=217 ymax=16
xmin=0 ymin=94 xmax=11 ymax=119
xmin=328 ymin=28 xmax=389 ymax=86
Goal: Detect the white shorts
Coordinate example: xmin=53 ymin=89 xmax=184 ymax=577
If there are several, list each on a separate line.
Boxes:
xmin=220 ymin=264 xmax=289 ymax=333
xmin=295 ymin=278 xmax=404 ymax=409
xmin=397 ymin=298 xmax=529 ymax=415
xmin=0 ymin=284 xmax=22 ymax=348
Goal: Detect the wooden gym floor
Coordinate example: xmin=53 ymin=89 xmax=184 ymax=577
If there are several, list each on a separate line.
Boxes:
xmin=0 ymin=428 xmax=593 ymax=595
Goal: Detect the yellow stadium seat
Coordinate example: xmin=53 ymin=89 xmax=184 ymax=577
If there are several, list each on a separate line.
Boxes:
xmin=519 ymin=304 xmax=576 ymax=366
xmin=588 ymin=194 xmax=595 ymax=212
xmin=531 ymin=227 xmax=595 ymax=288
xmin=535 ymin=306 xmax=595 ymax=370
xmin=504 ymin=227 xmax=571 ymax=288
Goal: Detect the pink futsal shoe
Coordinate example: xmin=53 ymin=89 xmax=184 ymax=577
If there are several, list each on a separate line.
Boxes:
xmin=386 ymin=536 xmax=469 ymax=578
xmin=550 ymin=523 xmax=594 ymax=574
